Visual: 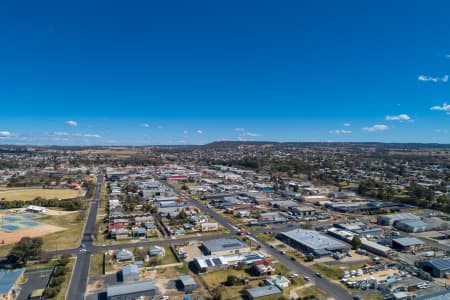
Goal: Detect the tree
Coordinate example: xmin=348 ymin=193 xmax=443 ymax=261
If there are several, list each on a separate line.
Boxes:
xmin=8 ymin=237 xmax=43 ymax=264
xmin=351 ymin=236 xmax=362 ymax=250
xmin=225 ymin=275 xmax=238 ymax=286
xmin=59 ymin=254 xmax=71 ymax=266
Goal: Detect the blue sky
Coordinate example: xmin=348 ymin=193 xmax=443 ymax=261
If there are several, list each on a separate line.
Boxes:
xmin=0 ymin=0 xmax=449 ymax=145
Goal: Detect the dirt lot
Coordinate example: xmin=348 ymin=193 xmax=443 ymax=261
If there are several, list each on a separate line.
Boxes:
xmin=312 ymin=250 xmax=371 ymax=265
xmin=350 ymin=268 xmax=398 ymax=282
xmin=0 ymin=224 xmax=65 ymax=244
xmin=180 ymin=243 xmax=203 ymax=261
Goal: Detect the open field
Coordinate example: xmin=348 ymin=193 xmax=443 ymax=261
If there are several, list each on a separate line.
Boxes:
xmin=89 ymin=252 xmax=105 ymax=276
xmin=0 ymin=210 xmax=85 ymax=255
xmin=39 ymin=212 xmax=86 ymax=251
xmin=0 ymin=188 xmax=84 ymax=201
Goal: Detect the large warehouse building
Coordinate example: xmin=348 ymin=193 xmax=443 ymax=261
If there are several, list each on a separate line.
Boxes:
xmin=277 ymin=229 xmax=350 ymax=257
xmin=418 ymin=258 xmax=450 ymax=278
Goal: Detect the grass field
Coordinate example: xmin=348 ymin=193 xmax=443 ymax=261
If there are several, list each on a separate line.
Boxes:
xmin=0 ymin=188 xmax=84 ymax=201
xmin=38 ymin=212 xmax=86 ymax=251
xmin=310 ymin=263 xmax=344 ymax=280
xmin=89 ymin=252 xmax=105 ymax=276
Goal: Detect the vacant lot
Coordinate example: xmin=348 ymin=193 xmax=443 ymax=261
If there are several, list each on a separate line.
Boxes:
xmin=0 ymin=188 xmax=84 ymax=201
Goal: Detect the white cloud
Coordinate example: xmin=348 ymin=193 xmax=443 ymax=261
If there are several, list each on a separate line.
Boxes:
xmin=245 ymin=132 xmax=262 ymax=137
xmin=196 ymin=130 xmax=203 ymax=134
xmin=83 ymin=134 xmax=101 ymax=138
xmin=234 ymin=128 xmax=245 ymax=132
xmin=385 ymin=114 xmax=412 ymax=121
xmin=183 ymin=130 xmax=189 ymax=135
xmin=430 ymin=102 xmax=450 ymax=112
xmin=0 ymin=131 xmax=12 ymax=137
xmin=53 ymin=132 xmax=70 ymax=136
xmin=343 ymin=123 xmax=351 ymax=127
xmin=418 ymin=74 xmax=448 ymax=83
xmin=65 ymin=120 xmax=78 ymax=127
xmin=329 ymin=129 xmax=352 ymax=134
xmin=362 ymin=124 xmax=389 ymax=132
xmin=141 ymin=123 xmax=150 ymax=128
xmin=434 ymin=129 xmax=448 ymax=133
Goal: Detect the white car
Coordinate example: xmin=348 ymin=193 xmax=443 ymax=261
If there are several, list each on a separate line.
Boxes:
xmin=289 ymin=273 xmax=299 ymax=278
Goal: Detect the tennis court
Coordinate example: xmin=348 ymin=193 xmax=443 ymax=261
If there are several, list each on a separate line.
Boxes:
xmin=0 ymin=212 xmax=42 ymax=232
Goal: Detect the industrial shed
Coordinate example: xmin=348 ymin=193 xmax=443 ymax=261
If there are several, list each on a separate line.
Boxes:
xmin=106 ymin=280 xmax=156 ymax=300
xmin=178 ymin=275 xmax=197 ymax=293
xmin=202 ymin=238 xmax=250 ymax=256
xmin=277 ymin=229 xmax=350 ymax=257
xmin=419 ymin=258 xmax=450 ymax=278
xmin=391 ymin=237 xmax=425 ymax=252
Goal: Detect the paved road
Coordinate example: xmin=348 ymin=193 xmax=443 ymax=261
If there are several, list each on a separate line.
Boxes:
xmin=59 ymin=175 xmax=352 ymax=300
xmin=66 ymin=174 xmax=104 ymax=300
xmin=162 ymin=179 xmax=354 ymax=300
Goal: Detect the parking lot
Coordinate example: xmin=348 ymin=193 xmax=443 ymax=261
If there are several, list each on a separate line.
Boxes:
xmin=18 ymin=269 xmax=52 ymax=300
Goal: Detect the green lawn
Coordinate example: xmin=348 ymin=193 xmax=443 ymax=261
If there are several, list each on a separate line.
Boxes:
xmin=89 ymin=252 xmax=105 ymax=276
xmin=161 ymin=245 xmax=179 ymax=265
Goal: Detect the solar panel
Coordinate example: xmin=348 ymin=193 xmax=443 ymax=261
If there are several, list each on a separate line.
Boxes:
xmin=205 ymin=259 xmax=213 ymax=267
xmin=212 ymin=258 xmax=222 ymax=266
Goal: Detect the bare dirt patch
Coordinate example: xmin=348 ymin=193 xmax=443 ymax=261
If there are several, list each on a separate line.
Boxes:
xmin=0 ymin=224 xmax=65 ymax=244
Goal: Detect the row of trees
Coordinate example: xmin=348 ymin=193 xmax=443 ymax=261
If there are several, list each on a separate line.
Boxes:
xmin=0 ymin=197 xmax=83 ymax=210
xmin=43 ymin=254 xmax=72 ymax=299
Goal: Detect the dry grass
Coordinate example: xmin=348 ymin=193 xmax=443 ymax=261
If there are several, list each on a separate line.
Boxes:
xmin=0 ymin=188 xmax=83 ymax=201
xmin=38 ymin=212 xmax=86 ymax=251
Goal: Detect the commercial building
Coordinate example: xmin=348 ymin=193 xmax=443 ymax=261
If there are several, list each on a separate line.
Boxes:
xmin=418 ymin=258 xmax=450 ymax=278
xmin=377 ymin=213 xmax=420 ymax=226
xmin=415 ymin=289 xmax=450 ymax=300
xmin=106 ymin=280 xmax=156 ymax=300
xmin=394 ymin=219 xmax=429 ymax=233
xmin=277 ymin=229 xmax=350 ymax=257
xmin=194 ymin=252 xmax=265 ymax=272
xmin=391 ymin=237 xmax=425 ymax=253
xmin=202 ymin=238 xmax=250 ymax=256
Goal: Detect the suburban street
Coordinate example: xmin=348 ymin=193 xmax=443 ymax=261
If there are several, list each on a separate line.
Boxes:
xmin=161 ymin=179 xmax=354 ymax=300
xmin=57 ymin=175 xmax=354 ymax=300
xmin=66 ymin=174 xmax=104 ymax=300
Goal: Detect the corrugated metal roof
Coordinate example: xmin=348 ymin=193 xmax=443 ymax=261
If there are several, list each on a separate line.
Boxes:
xmin=247 ymin=285 xmax=282 ymax=298
xmin=427 ymin=258 xmax=450 ymax=271
xmin=107 ymin=280 xmax=155 ymax=297
xmin=203 ymin=238 xmax=246 ymax=252
xmin=281 ymin=229 xmax=349 ymax=251
xmin=392 ymin=237 xmax=425 ymax=247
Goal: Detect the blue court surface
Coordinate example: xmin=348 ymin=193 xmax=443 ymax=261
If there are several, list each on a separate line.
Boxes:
xmin=0 ymin=212 xmax=42 ymax=232
xmin=0 ymin=224 xmax=20 ymax=231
